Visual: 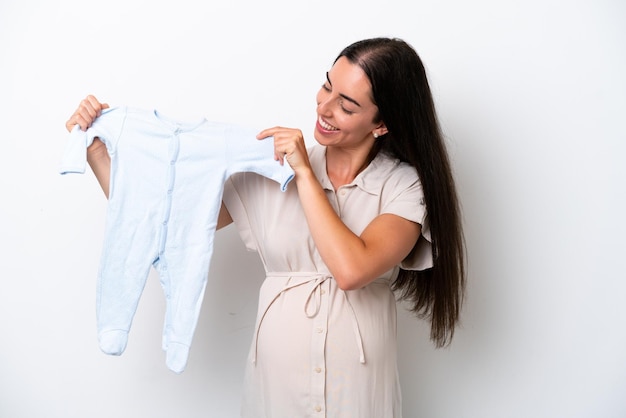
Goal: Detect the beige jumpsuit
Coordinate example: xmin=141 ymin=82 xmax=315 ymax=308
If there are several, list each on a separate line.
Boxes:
xmin=223 ymin=145 xmax=432 ymax=418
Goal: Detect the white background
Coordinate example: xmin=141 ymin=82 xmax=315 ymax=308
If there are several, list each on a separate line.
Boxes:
xmin=1 ymin=0 xmax=624 ymax=417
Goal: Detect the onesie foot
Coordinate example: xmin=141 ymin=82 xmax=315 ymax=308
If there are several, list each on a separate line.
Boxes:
xmin=166 ymin=342 xmax=190 ymax=374
xmin=98 ymin=330 xmax=129 ymax=355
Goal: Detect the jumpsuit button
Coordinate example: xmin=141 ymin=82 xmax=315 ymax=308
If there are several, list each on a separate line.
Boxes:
xmin=314 ymin=367 xmax=322 ymax=373
xmin=314 ymin=405 xmax=322 ymax=413
xmin=316 ymin=327 xmax=324 ymax=334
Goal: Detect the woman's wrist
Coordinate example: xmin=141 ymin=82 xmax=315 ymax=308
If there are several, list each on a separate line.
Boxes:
xmin=294 ymin=166 xmax=317 ymax=188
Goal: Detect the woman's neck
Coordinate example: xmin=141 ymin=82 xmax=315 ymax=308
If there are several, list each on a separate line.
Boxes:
xmin=325 ymin=145 xmax=374 ymax=189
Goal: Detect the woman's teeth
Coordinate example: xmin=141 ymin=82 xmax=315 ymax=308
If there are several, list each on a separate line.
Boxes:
xmin=319 ymin=117 xmax=338 ymax=131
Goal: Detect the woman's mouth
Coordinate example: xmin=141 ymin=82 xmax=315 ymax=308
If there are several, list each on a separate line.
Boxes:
xmin=318 ymin=116 xmax=339 ymax=132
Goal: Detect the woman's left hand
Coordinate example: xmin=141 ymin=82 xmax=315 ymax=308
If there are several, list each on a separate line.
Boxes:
xmin=257 ymin=126 xmax=311 ymax=173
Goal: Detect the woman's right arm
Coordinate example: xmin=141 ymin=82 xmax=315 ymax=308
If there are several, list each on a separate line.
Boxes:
xmin=65 ymin=95 xmax=111 ymax=198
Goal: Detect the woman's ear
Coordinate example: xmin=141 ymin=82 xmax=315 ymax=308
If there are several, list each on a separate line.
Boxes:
xmin=373 ymin=123 xmax=388 ymax=138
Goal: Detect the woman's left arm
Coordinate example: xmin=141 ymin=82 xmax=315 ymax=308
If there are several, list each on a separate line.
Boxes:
xmin=258 ymin=127 xmax=421 ymax=290
xmin=295 ymin=168 xmax=420 ymax=290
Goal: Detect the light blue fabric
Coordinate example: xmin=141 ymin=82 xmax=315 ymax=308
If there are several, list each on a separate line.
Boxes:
xmin=60 ymin=106 xmax=294 ymax=373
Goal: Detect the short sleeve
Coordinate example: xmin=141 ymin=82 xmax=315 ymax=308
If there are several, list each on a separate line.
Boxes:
xmin=379 ymin=166 xmax=433 ymax=271
xmin=400 ymin=217 xmax=433 ymax=271
xmin=222 ymin=173 xmax=262 ymax=252
xmin=380 ymin=174 xmax=426 ymax=225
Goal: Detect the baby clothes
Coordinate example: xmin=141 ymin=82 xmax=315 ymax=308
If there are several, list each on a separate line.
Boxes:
xmin=59 ymin=106 xmax=294 ymax=373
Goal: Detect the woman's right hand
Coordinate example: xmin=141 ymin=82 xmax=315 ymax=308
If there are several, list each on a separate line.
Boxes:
xmin=66 ymin=95 xmax=112 ymax=198
xmin=65 ymin=95 xmax=109 ymax=132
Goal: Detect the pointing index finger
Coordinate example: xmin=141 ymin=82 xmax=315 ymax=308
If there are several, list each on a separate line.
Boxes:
xmin=256 ymin=126 xmax=282 ymax=140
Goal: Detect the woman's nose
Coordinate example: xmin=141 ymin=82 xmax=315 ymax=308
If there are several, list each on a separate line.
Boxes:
xmin=317 ymin=96 xmax=332 ymax=115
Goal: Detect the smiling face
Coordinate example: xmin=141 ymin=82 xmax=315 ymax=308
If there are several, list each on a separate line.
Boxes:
xmin=314 ymin=57 xmax=387 ymax=151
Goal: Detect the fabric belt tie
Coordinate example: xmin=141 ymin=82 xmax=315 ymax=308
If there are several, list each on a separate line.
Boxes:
xmin=252 ymin=272 xmax=366 ymax=365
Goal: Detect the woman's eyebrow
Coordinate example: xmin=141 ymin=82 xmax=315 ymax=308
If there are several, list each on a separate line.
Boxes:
xmin=326 ymin=72 xmax=362 ymax=107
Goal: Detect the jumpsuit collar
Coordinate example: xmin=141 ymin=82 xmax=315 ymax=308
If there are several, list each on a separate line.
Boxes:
xmin=310 ymin=145 xmax=399 ymax=196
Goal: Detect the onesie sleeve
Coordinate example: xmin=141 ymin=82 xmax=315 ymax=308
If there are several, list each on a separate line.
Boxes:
xmin=59 ymin=107 xmax=126 ymax=175
xmin=224 ymin=124 xmax=295 ymax=192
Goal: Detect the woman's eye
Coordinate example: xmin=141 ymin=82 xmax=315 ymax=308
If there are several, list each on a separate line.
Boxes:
xmin=320 ymin=83 xmax=354 ymax=114
xmin=339 ymin=99 xmax=354 ymax=115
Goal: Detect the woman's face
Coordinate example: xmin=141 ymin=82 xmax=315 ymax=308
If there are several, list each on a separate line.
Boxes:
xmin=314 ymin=57 xmax=386 ymax=150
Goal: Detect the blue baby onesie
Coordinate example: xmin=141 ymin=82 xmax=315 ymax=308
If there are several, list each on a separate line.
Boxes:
xmin=59 ymin=106 xmax=294 ymax=373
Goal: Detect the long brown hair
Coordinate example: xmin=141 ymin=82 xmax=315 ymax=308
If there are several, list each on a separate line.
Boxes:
xmin=337 ymin=38 xmax=466 ymax=347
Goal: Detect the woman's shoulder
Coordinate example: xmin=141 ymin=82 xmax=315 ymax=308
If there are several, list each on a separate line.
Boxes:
xmin=369 ymin=151 xmax=421 ymax=185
